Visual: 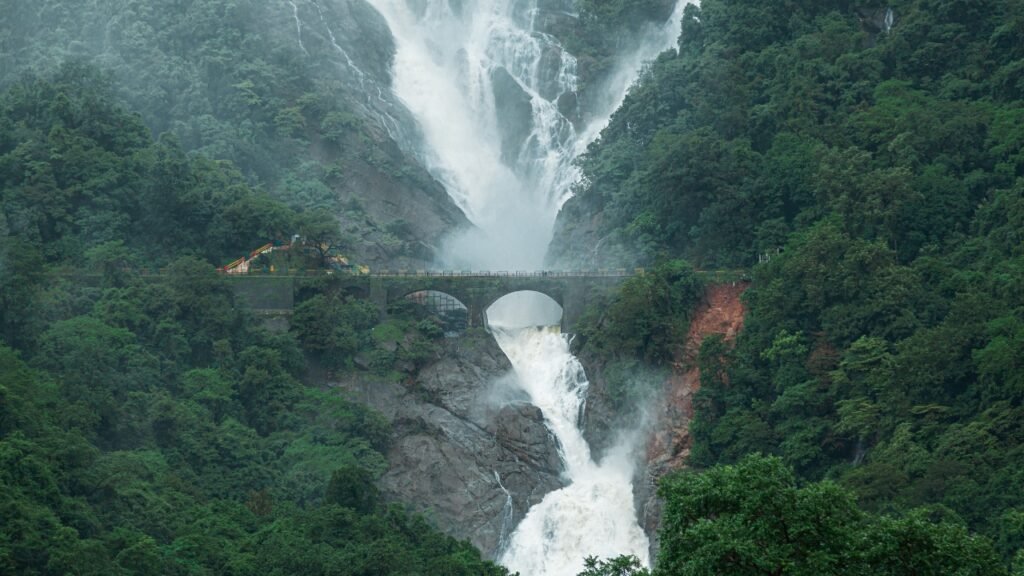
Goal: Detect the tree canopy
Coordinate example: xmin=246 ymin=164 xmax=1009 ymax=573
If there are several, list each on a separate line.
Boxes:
xmin=559 ymin=0 xmax=1024 ymax=571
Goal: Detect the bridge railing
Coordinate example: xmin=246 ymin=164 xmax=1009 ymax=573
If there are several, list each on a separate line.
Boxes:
xmin=211 ymin=268 xmax=642 ymax=278
xmin=49 ymin=266 xmax=751 ymax=282
xmin=365 ymin=268 xmax=637 ymax=278
xmin=212 ymin=268 xmax=754 ymax=281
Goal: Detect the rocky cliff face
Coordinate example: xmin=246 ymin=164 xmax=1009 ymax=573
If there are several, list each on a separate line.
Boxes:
xmin=0 ymin=0 xmax=471 ymax=271
xmin=574 ymin=282 xmax=749 ymax=555
xmin=297 ymin=0 xmax=473 ymax=270
xmin=334 ymin=330 xmax=564 ymax=559
xmin=638 ymin=282 xmax=749 ymax=555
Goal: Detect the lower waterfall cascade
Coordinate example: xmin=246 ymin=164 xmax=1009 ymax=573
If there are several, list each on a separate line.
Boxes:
xmin=492 ymin=326 xmax=650 ymax=575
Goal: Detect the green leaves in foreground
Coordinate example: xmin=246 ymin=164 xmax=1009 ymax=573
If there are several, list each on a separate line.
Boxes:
xmin=657 ymin=455 xmax=1007 ymax=576
xmin=579 ymin=555 xmax=650 ymax=576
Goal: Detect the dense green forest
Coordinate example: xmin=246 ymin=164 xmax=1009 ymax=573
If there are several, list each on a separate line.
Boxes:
xmin=558 ymin=0 xmax=1024 ymax=572
xmin=584 ymin=455 xmax=1011 ymax=576
xmin=0 ymin=0 xmax=462 ymax=268
xmin=4 ymin=0 xmax=1024 ymax=573
xmin=0 ymin=68 xmax=508 ymax=575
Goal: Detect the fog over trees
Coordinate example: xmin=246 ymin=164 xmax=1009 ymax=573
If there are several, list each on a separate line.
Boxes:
xmin=2 ymin=0 xmax=1023 ymax=574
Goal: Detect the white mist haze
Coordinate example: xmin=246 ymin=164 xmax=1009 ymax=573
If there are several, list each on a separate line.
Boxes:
xmin=487 ymin=291 xmax=564 ymax=328
xmin=364 ymin=0 xmax=688 ymax=271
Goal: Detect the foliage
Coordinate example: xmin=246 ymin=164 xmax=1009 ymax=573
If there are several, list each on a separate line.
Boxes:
xmin=657 ymin=455 xmax=1008 ymax=576
xmin=561 ymin=0 xmax=1024 ymax=569
xmin=568 ymin=0 xmax=681 ymax=98
xmin=0 ymin=71 xmax=507 ymax=575
xmin=577 ymin=259 xmax=704 ymax=363
xmin=292 ymin=293 xmax=378 ymax=369
xmin=0 ymin=67 xmax=299 ymax=269
xmin=0 ymin=0 xmax=451 ymax=266
xmin=578 ymin=555 xmax=651 ymax=576
xmin=289 ymin=279 xmax=444 ymax=378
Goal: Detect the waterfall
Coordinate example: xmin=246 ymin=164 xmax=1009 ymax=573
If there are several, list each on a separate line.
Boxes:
xmin=494 ymin=470 xmax=516 ymax=553
xmin=492 ymin=326 xmax=649 ymax=575
xmin=363 ymin=0 xmax=686 ymax=269
xmin=361 ymin=0 xmax=687 ymax=572
xmin=287 ymin=1 xmax=308 ymax=55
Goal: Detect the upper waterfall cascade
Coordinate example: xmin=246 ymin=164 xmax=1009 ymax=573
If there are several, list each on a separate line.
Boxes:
xmin=363 ymin=0 xmax=686 ymax=271
xmin=358 ymin=0 xmax=688 ymax=573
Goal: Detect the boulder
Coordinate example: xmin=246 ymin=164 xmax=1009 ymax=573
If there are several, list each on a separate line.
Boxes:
xmin=334 ymin=330 xmax=565 ymax=558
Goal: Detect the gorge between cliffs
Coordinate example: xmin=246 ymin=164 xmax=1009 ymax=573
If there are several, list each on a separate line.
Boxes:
xmin=4 ymin=0 xmax=1021 ymax=573
xmin=325 ymin=0 xmax=703 ymax=573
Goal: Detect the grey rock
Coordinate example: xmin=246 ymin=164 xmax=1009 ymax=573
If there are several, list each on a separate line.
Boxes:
xmin=533 ymin=0 xmax=578 ymax=38
xmin=491 ymin=67 xmax=535 ymax=167
xmin=491 ymin=404 xmax=564 ymax=475
xmin=548 ymin=199 xmax=632 ymax=271
xmin=557 ymin=90 xmax=580 ymax=124
xmin=292 ymin=0 xmax=472 ymax=270
xmin=335 ymin=331 xmax=565 ymax=559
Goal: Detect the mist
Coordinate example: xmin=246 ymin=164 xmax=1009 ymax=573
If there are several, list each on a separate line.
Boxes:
xmin=365 ymin=0 xmax=688 ymax=273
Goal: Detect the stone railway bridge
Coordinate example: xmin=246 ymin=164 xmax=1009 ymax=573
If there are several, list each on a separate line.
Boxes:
xmin=228 ymin=270 xmax=640 ymax=333
xmin=227 ymin=268 xmax=750 ymax=333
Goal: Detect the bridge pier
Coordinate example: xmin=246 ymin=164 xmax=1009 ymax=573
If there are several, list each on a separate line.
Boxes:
xmin=560 ymin=279 xmax=589 ymax=334
xmin=369 ymin=277 xmax=388 ymax=321
xmin=469 ymin=302 xmax=485 ymax=328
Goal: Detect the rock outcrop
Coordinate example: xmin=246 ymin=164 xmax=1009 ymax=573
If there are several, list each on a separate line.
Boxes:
xmin=572 ymin=282 xmax=749 ymax=557
xmin=302 ymin=0 xmax=472 ymax=270
xmin=638 ymin=281 xmax=749 ymax=556
xmin=334 ymin=330 xmax=564 ymax=559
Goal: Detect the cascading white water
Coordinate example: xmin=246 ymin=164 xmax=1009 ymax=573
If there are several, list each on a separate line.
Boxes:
xmin=492 ymin=326 xmax=649 ymax=575
xmin=364 ymin=0 xmax=685 ymax=269
xmin=364 ymin=0 xmax=579 ymax=269
xmin=287 ymin=1 xmax=309 ymax=55
xmin=361 ymin=0 xmax=687 ymax=572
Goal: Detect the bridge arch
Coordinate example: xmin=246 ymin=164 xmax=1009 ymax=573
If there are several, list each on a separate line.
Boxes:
xmin=361 ymin=272 xmax=630 ymax=332
xmin=484 ymin=290 xmax=563 ymax=329
xmin=400 ymin=290 xmax=470 ymax=333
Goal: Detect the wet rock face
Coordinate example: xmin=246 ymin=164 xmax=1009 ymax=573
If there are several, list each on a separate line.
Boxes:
xmin=492 ymin=66 xmax=536 ymax=166
xmin=286 ymin=0 xmax=472 ymax=270
xmin=573 ymin=283 xmax=749 ymax=561
xmin=639 ymin=282 xmax=749 ymax=559
xmin=334 ymin=331 xmax=564 ymax=559
xmin=328 ymin=139 xmax=470 ymax=271
xmin=533 ymin=0 xmax=578 ymax=38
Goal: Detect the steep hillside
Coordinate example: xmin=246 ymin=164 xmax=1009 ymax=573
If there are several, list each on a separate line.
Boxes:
xmin=553 ymin=0 xmax=1024 ymax=566
xmin=0 ymin=0 xmax=468 ymax=269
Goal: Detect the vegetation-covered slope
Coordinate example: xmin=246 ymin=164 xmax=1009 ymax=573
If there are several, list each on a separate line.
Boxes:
xmin=1 ymin=0 xmax=467 ymax=269
xmin=0 ymin=68 xmax=509 ymax=576
xmin=582 ymin=455 xmax=1010 ymax=576
xmin=554 ymin=0 xmax=1024 ymax=570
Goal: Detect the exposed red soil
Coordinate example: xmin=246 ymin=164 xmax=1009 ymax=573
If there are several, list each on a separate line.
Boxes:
xmin=646 ymin=281 xmax=750 ymax=472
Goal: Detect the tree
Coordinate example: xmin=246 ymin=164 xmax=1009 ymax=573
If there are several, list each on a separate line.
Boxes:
xmin=578 ymin=555 xmax=650 ymax=576
xmin=297 ymin=209 xmax=346 ymax=268
xmin=325 ymin=465 xmax=378 ymax=514
xmin=291 ymin=294 xmax=378 ymax=369
xmin=656 ymin=455 xmax=1007 ymax=576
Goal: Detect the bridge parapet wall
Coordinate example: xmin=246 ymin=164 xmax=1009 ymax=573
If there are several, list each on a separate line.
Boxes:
xmin=224 ymin=271 xmax=637 ymax=332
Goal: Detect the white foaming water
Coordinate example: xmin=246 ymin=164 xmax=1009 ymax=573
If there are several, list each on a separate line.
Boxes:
xmin=362 ymin=0 xmax=688 ymax=572
xmin=492 ymin=326 xmax=649 ymax=575
xmin=287 ymin=1 xmax=308 ymax=55
xmin=365 ymin=0 xmax=685 ymax=269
